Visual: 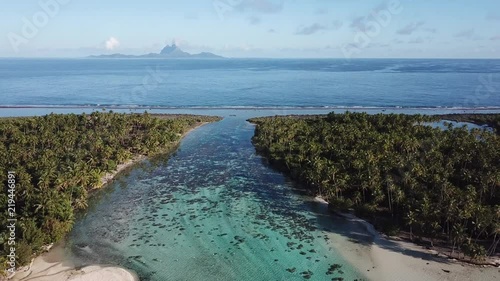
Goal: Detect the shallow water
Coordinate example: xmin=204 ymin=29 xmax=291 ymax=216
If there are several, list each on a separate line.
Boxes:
xmin=423 ymin=120 xmax=494 ymax=132
xmin=66 ymin=115 xmax=367 ymax=281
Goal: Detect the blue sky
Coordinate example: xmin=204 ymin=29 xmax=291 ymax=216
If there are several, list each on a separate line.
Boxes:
xmin=1 ymin=0 xmax=499 ymax=58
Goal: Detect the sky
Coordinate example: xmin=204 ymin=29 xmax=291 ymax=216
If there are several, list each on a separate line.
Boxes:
xmin=0 ymin=0 xmax=499 ymax=58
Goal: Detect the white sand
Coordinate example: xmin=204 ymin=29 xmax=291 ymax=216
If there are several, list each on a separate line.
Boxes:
xmin=66 ymin=266 xmax=137 ymax=281
xmin=9 ymin=243 xmax=138 ymax=281
xmin=99 ymin=155 xmax=146 ymax=188
xmin=98 ymin=122 xmax=208 ymax=189
xmin=314 ymin=196 xmax=500 ymax=281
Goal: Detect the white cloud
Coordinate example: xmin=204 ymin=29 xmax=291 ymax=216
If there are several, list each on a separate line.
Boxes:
xmin=295 ymin=23 xmax=327 ymax=35
xmin=105 ymin=37 xmax=120 ymax=50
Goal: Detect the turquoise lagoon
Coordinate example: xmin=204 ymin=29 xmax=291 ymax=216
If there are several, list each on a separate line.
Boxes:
xmin=65 ymin=112 xmax=368 ymax=281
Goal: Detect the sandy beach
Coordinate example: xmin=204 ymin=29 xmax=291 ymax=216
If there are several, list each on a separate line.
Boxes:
xmin=98 ymin=155 xmax=146 ymax=189
xmin=9 ymin=243 xmax=138 ymax=281
xmin=97 ymin=121 xmax=210 ymax=189
xmin=314 ymin=197 xmax=500 ymax=281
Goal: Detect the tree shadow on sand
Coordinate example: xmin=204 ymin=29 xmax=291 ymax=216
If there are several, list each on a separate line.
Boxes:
xmin=253 ymin=156 xmax=455 ymax=265
xmin=297 ymin=195 xmax=455 ymax=265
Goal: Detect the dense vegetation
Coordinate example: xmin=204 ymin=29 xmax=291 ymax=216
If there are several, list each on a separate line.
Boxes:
xmin=0 ymin=112 xmax=220 ymax=271
xmin=250 ymin=112 xmax=500 ymax=261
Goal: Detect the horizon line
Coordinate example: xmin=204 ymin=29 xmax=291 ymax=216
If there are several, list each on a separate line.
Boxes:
xmin=1 ymin=56 xmax=500 ymax=60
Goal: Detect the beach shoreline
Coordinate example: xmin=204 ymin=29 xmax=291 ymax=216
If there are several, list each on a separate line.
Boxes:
xmin=5 ymin=120 xmax=213 ymax=281
xmin=8 ymin=242 xmax=138 ymax=281
xmin=95 ymin=121 xmax=209 ymax=189
xmin=97 ymin=121 xmax=210 ymax=189
xmin=314 ymin=196 xmax=500 ymax=281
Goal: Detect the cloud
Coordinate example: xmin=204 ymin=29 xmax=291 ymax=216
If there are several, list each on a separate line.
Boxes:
xmin=105 ymin=37 xmax=120 ymax=50
xmin=237 ymin=0 xmax=284 ymax=14
xmin=172 ymin=38 xmax=186 ymax=46
xmin=294 ymin=20 xmax=344 ymax=35
xmin=332 ymin=20 xmax=343 ymax=30
xmin=166 ymin=39 xmax=217 ymax=53
xmin=491 ymin=35 xmax=500 ymax=41
xmin=295 ymin=23 xmax=327 ymax=35
xmin=486 ymin=12 xmax=500 ymax=21
xmin=348 ymin=2 xmax=398 ymax=33
xmin=408 ymin=37 xmax=425 ymax=44
xmin=367 ymin=42 xmax=391 ymax=48
xmin=315 ymin=8 xmax=328 ymax=15
xmin=454 ymin=29 xmax=475 ymax=39
xmin=423 ymin=27 xmax=437 ymax=34
xmin=248 ymin=16 xmax=261 ymax=25
xmin=397 ymin=21 xmax=425 ymax=35
xmin=373 ymin=1 xmax=390 ymax=13
xmin=350 ymin=16 xmax=369 ymax=32
xmin=268 ymin=28 xmax=276 ymax=33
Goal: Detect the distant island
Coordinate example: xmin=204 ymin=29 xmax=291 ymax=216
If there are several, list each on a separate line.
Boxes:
xmin=89 ymin=43 xmax=223 ymax=59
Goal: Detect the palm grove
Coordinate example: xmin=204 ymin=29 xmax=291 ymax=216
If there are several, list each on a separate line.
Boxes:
xmin=0 ymin=112 xmax=220 ymax=271
xmin=250 ymin=112 xmax=500 ymax=261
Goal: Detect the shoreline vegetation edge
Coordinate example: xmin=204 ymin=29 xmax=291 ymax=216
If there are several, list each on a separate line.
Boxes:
xmin=248 ymin=112 xmax=500 ymax=280
xmin=4 ymin=115 xmax=220 ymax=281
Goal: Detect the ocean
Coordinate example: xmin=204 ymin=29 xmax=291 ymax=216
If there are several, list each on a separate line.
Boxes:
xmin=1 ymin=58 xmax=499 ymax=109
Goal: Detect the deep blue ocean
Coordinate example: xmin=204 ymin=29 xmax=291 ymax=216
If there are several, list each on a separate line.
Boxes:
xmin=1 ymin=58 xmax=499 ymax=109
